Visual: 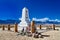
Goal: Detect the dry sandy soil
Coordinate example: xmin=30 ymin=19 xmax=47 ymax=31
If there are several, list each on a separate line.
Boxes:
xmin=0 ymin=28 xmax=60 ymax=40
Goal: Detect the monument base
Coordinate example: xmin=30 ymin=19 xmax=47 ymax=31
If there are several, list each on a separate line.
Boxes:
xmin=18 ymin=21 xmax=29 ymax=30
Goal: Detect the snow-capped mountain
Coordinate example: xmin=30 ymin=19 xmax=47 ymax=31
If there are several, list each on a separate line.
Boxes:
xmin=32 ymin=17 xmax=60 ymax=24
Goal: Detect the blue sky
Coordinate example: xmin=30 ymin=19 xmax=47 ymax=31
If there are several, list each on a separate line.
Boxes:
xmin=0 ymin=0 xmax=60 ymax=20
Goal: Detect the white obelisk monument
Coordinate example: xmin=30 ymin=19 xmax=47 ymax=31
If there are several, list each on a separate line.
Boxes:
xmin=18 ymin=7 xmax=30 ymax=30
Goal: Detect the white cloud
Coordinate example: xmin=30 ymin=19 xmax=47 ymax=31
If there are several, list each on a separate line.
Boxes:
xmin=49 ymin=19 xmax=60 ymax=22
xmin=32 ymin=17 xmax=49 ymax=22
xmin=32 ymin=17 xmax=60 ymax=22
xmin=55 ymin=19 xmax=60 ymax=22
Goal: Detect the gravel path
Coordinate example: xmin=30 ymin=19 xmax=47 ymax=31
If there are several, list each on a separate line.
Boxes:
xmin=0 ymin=28 xmax=60 ymax=40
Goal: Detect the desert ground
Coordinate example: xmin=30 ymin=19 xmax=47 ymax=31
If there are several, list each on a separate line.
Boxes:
xmin=0 ymin=26 xmax=60 ymax=40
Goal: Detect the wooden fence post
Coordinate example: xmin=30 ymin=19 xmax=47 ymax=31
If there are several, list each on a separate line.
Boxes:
xmin=2 ymin=25 xmax=5 ymax=30
xmin=14 ymin=23 xmax=18 ymax=32
xmin=8 ymin=24 xmax=10 ymax=30
xmin=31 ymin=21 xmax=36 ymax=33
xmin=39 ymin=25 xmax=42 ymax=29
xmin=52 ymin=24 xmax=55 ymax=30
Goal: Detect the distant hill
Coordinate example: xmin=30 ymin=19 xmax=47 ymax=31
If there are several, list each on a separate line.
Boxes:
xmin=0 ymin=20 xmax=20 ymax=24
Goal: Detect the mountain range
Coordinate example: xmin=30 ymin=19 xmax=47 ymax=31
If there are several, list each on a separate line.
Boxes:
xmin=0 ymin=19 xmax=60 ymax=24
xmin=0 ymin=20 xmax=20 ymax=24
